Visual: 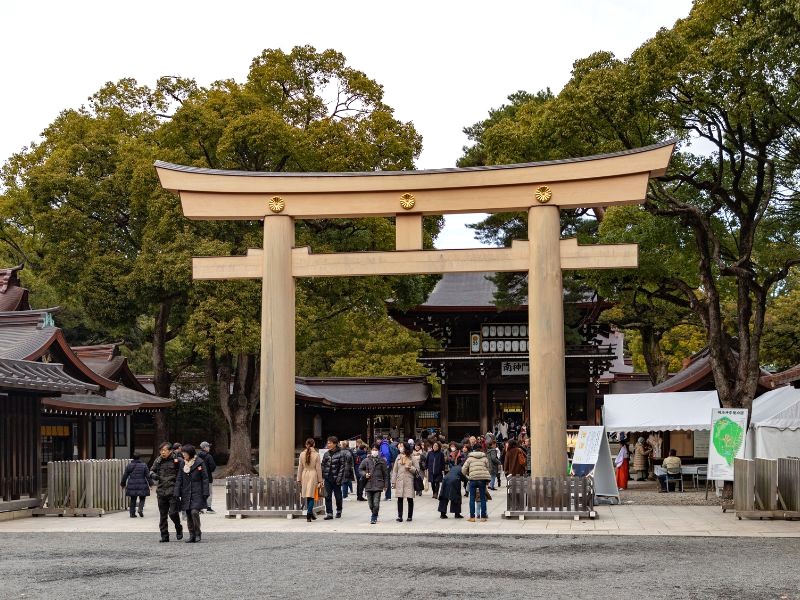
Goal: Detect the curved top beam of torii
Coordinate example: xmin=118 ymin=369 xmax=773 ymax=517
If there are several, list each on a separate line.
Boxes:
xmin=155 ymin=140 xmax=675 ymax=219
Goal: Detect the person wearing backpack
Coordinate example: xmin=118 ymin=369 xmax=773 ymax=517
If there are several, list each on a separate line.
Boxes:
xmin=503 ymin=439 xmax=527 ymax=477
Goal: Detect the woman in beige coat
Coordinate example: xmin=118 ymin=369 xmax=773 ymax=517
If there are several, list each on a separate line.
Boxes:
xmin=297 ymin=438 xmax=323 ymax=522
xmin=392 ymin=443 xmax=419 ymax=522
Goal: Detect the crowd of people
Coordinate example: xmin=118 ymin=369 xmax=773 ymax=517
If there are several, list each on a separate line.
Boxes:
xmin=296 ymin=429 xmax=534 ymax=525
xmin=614 ymin=435 xmax=681 ymax=492
xmin=119 ymin=440 xmax=217 ymax=543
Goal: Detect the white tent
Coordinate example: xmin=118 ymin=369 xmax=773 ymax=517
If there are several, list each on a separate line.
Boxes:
xmin=603 ymin=391 xmax=720 ymax=432
xmin=746 ymin=385 xmax=800 ymax=459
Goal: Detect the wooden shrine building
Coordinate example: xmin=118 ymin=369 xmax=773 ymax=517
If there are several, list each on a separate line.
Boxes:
xmin=393 ymin=272 xmax=620 ymax=442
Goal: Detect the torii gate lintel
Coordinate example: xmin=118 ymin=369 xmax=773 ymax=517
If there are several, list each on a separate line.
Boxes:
xmin=155 ymin=141 xmax=675 ymax=479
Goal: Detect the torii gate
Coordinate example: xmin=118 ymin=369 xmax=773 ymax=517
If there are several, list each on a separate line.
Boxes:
xmin=155 ymin=141 xmax=674 ymax=479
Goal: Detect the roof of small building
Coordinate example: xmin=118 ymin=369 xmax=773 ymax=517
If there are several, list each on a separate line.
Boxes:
xmin=644 ymin=347 xmax=771 ymax=393
xmin=760 ymin=364 xmax=800 ymax=389
xmin=0 ymin=265 xmax=30 ymax=312
xmin=42 ymin=385 xmax=174 ymax=415
xmin=295 ymin=376 xmax=429 ymax=409
xmin=0 ymin=357 xmax=98 ymax=395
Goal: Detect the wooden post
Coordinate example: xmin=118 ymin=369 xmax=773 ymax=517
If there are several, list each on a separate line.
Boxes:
xmin=440 ymin=382 xmax=449 ymax=440
xmin=479 ymin=375 xmax=488 ymax=436
xmin=528 ymin=206 xmax=567 ymax=477
xmin=260 ymin=216 xmax=296 ymax=479
xmin=105 ymin=416 xmax=114 ymax=459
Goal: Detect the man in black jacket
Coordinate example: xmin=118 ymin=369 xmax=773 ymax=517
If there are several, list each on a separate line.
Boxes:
xmin=359 ymin=443 xmax=389 ymax=524
xmin=198 ymin=441 xmax=217 ymax=513
xmin=321 ymin=436 xmax=346 ymax=520
xmin=150 ymin=441 xmax=184 ymax=542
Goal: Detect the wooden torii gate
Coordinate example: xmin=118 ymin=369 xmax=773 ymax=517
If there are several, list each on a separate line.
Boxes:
xmin=155 ymin=141 xmax=674 ymax=479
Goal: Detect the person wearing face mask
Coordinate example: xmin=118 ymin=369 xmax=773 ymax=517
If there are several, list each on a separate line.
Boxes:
xmin=173 ymin=444 xmax=209 ymax=543
xmin=426 ymin=441 xmax=445 ymax=499
xmin=391 ymin=443 xmax=419 ymax=522
xmin=359 ymin=442 xmax=389 ymax=524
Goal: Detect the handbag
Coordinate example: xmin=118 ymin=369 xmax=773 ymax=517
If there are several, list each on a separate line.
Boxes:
xmin=413 ymin=473 xmax=424 ymax=492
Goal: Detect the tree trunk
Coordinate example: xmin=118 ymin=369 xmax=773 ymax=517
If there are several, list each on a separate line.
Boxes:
xmin=640 ymin=327 xmax=670 ymax=386
xmin=151 ymin=300 xmax=173 ymax=455
xmin=217 ymin=353 xmax=258 ymax=476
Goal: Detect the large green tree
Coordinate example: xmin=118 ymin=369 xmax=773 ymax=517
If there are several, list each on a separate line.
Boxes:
xmin=460 ymin=0 xmax=800 ymax=407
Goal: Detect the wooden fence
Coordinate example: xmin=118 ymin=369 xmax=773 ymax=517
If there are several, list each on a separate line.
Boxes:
xmin=33 ymin=459 xmax=131 ymax=517
xmin=734 ymin=457 xmax=800 ymax=520
xmin=225 ymin=475 xmax=325 ymax=518
xmin=505 ymin=475 xmax=595 ymax=520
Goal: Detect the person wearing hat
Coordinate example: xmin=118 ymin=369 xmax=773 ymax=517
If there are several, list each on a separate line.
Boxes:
xmin=197 ymin=441 xmax=217 ymax=512
xmin=174 ymin=444 xmax=210 ymax=543
xmin=633 ymin=437 xmax=652 ymax=482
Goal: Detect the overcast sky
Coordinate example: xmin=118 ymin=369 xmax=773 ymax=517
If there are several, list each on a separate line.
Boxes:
xmin=1 ymin=0 xmax=692 ymax=248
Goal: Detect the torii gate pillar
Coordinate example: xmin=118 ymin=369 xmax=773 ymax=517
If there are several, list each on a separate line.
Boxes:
xmin=261 ymin=215 xmax=295 ymax=477
xmin=528 ymin=205 xmax=567 ymax=477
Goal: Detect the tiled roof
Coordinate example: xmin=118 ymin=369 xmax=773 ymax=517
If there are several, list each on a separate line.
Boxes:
xmin=760 ymin=364 xmax=800 ymax=389
xmin=0 ymin=265 xmax=30 ymax=312
xmin=0 ymin=357 xmax=98 ymax=394
xmin=419 ymin=272 xmax=520 ymax=308
xmin=42 ymin=385 xmax=173 ymax=415
xmin=295 ymin=376 xmax=429 ymax=409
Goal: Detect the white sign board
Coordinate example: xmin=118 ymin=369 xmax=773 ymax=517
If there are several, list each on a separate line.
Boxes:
xmin=707 ymin=408 xmax=748 ymax=481
xmin=571 ymin=426 xmax=619 ymax=501
xmin=501 ymin=361 xmax=529 ymax=376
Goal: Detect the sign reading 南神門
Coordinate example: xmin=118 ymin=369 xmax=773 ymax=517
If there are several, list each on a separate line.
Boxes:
xmin=501 ymin=361 xmax=529 ymax=376
xmin=707 ymin=408 xmax=748 ymax=481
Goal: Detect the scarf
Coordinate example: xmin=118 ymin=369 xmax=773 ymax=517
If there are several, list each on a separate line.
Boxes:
xmin=183 ymin=457 xmax=196 ymax=474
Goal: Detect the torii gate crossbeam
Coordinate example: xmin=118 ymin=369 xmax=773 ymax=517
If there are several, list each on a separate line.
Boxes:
xmin=155 ymin=141 xmax=674 ymax=479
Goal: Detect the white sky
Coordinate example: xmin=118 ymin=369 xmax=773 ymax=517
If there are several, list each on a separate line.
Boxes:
xmin=0 ymin=0 xmax=692 ymax=249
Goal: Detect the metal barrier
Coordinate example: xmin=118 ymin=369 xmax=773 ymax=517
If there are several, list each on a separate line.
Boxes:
xmin=504 ymin=475 xmax=595 ymax=520
xmin=225 ymin=475 xmax=325 ymax=518
xmin=735 ymin=457 xmax=800 ymax=520
xmin=33 ymin=459 xmax=131 ymax=517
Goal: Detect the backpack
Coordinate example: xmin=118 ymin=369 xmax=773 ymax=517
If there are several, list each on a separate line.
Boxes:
xmin=389 ymin=444 xmax=399 ymax=465
xmin=517 ymin=450 xmax=527 ymax=468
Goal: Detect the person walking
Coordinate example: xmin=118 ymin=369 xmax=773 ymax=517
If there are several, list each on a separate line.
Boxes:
xmin=339 ymin=440 xmax=355 ymax=500
xmin=437 ymin=464 xmax=466 ymax=519
xmin=615 ymin=441 xmax=630 ymax=491
xmin=412 ymin=444 xmax=425 ymax=497
xmin=391 ymin=442 xmax=419 ymax=522
xmin=354 ymin=442 xmax=368 ymax=501
xmin=174 ymin=444 xmax=209 ymax=543
xmin=359 ymin=442 xmax=389 ymax=524
xmin=321 ymin=436 xmax=347 ymax=519
xmin=426 ymin=441 xmax=445 ymax=499
xmin=150 ymin=442 xmax=184 ymax=542
xmin=297 ymin=438 xmax=323 ymax=522
xmin=633 ymin=437 xmax=652 ymax=481
xmin=380 ymin=436 xmax=395 ymax=500
xmin=503 ymin=439 xmax=527 ymax=478
xmin=462 ymin=446 xmax=491 ymax=522
xmin=197 ymin=441 xmax=217 ymax=513
xmin=120 ymin=453 xmax=153 ymax=518
xmin=487 ymin=440 xmax=502 ymax=491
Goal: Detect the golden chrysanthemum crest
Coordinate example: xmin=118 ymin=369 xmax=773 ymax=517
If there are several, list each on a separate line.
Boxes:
xmin=535 ymin=186 xmax=553 ymax=204
xmin=399 ymin=193 xmax=416 ymax=210
xmin=268 ymin=196 xmax=285 ymax=213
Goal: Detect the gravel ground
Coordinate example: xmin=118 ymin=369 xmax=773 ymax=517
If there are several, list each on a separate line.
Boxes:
xmin=1 ymin=532 xmax=798 ymax=600
xmin=617 ymin=479 xmax=722 ymax=506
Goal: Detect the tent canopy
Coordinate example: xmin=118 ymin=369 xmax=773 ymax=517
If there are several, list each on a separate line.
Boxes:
xmin=603 ymin=391 xmax=720 ymax=432
xmin=751 ymin=385 xmax=800 ymax=430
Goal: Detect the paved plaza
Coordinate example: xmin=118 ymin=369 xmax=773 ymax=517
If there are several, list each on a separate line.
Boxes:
xmin=1 ymin=484 xmax=799 ymax=538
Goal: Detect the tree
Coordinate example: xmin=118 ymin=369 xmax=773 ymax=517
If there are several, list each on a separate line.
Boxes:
xmin=161 ymin=46 xmax=441 ymax=473
xmin=459 ymin=0 xmax=800 ymax=408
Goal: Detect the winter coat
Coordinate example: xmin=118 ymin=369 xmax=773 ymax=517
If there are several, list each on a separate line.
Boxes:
xmin=503 ymin=447 xmax=527 ymax=476
xmin=297 ymin=449 xmax=323 ymax=498
xmin=379 ymin=440 xmax=392 ymax=466
xmin=321 ymin=447 xmax=348 ymax=485
xmin=426 ymin=450 xmax=445 ymax=483
xmin=121 ymin=458 xmax=153 ymax=497
xmin=174 ymin=458 xmax=210 ymax=512
xmin=150 ymin=453 xmax=184 ymax=497
xmin=391 ymin=454 xmax=419 ymax=499
xmin=633 ymin=442 xmax=651 ymax=471
xmin=198 ymin=450 xmax=217 ymax=483
xmin=462 ymin=451 xmax=491 ymax=481
xmin=354 ymin=447 xmax=367 ymax=476
xmin=487 ymin=448 xmax=501 ymax=476
xmin=359 ymin=455 xmax=389 ymax=492
xmin=341 ymin=448 xmax=356 ymax=482
xmin=440 ymin=465 xmax=467 ymax=502
xmin=412 ymin=450 xmax=425 ymax=473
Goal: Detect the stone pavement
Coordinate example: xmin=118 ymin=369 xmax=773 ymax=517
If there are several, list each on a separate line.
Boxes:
xmin=1 ymin=487 xmax=799 ymax=538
